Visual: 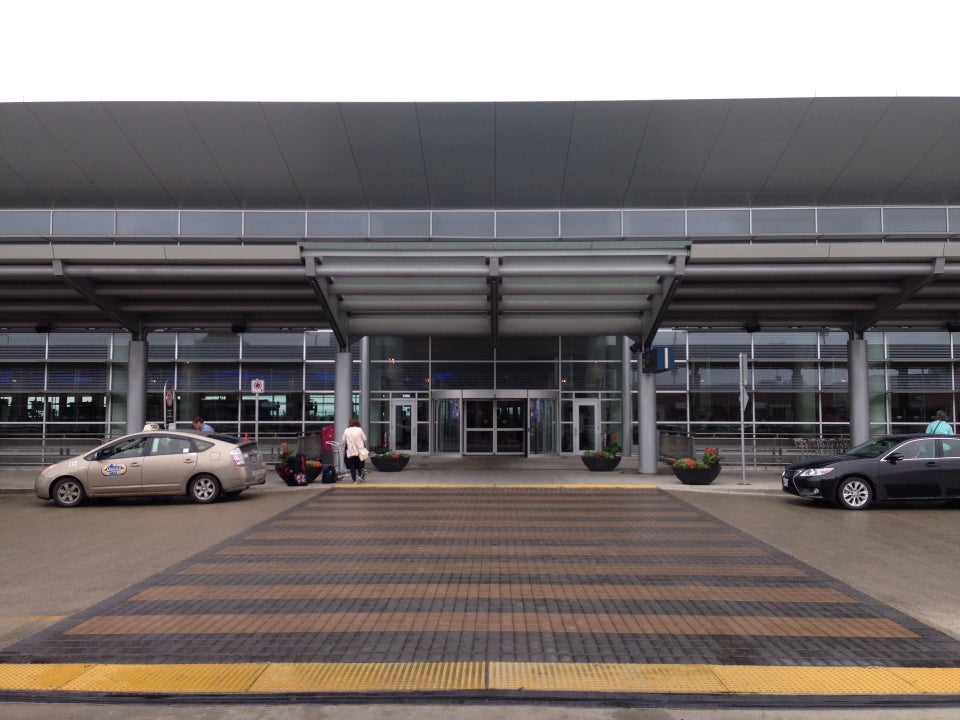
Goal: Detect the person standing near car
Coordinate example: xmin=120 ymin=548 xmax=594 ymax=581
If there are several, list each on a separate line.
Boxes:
xmin=341 ymin=417 xmax=368 ymax=483
xmin=193 ymin=416 xmax=215 ymax=433
xmin=925 ymin=410 xmax=954 ymax=434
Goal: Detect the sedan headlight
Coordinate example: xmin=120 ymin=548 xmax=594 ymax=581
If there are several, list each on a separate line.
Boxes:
xmin=798 ymin=467 xmax=834 ymax=477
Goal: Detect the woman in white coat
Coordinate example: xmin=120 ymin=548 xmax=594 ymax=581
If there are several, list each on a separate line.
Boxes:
xmin=341 ymin=417 xmax=368 ymax=483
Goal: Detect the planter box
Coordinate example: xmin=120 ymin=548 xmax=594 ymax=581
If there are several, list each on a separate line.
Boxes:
xmin=276 ymin=457 xmax=322 ymax=486
xmin=581 ymin=455 xmax=621 ymax=472
xmin=370 ymin=455 xmax=410 ymax=472
xmin=671 ymin=464 xmax=722 ymax=485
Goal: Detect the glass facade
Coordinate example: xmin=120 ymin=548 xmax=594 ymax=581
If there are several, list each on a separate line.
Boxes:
xmin=1 ymin=328 xmax=959 ymax=461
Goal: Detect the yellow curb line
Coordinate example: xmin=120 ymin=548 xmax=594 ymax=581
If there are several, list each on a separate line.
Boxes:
xmin=1 ymin=662 xmax=958 ymax=695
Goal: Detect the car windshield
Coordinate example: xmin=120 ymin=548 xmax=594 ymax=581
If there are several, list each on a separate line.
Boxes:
xmin=846 ymin=437 xmax=906 ymax=458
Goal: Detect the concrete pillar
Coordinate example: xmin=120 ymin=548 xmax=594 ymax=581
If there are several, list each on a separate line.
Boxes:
xmin=334 ymin=350 xmax=353 ymax=443
xmin=621 ymin=337 xmax=633 ymax=456
xmin=848 ymin=336 xmax=870 ymax=445
xmin=360 ymin=337 xmax=370 ymax=430
xmin=126 ymin=339 xmax=148 ymax=434
xmin=638 ymin=371 xmax=658 ymax=475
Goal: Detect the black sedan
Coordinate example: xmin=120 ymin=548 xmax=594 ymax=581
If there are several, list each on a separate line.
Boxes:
xmin=781 ymin=434 xmax=960 ymax=510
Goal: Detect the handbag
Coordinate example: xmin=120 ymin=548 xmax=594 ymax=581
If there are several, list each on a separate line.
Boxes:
xmin=358 ymin=447 xmax=370 ymax=462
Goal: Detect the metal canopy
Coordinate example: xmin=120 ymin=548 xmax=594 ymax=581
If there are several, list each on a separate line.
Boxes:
xmin=4 ymin=99 xmax=960 ymax=342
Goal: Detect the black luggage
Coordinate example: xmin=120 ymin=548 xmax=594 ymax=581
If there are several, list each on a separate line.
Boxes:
xmin=321 ymin=464 xmax=338 ymax=484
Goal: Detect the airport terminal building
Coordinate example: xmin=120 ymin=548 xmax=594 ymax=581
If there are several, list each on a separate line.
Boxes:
xmin=3 ymin=99 xmax=960 ymax=465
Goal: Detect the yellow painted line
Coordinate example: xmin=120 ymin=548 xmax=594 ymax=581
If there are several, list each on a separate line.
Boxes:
xmin=1 ymin=662 xmax=959 ymax=695
xmin=350 ymin=483 xmax=659 ymax=489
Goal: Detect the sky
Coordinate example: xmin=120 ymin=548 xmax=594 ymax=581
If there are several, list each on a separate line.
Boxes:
xmin=3 ymin=0 xmax=959 ymax=103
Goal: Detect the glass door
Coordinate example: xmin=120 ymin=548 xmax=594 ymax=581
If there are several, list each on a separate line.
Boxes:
xmin=496 ymin=399 xmax=526 ymax=454
xmin=391 ymin=400 xmax=415 ymax=454
xmin=434 ymin=398 xmax=461 ymax=453
xmin=529 ymin=397 xmax=557 ymax=455
xmin=573 ymin=399 xmax=599 ymax=455
xmin=464 ymin=400 xmax=494 ymax=453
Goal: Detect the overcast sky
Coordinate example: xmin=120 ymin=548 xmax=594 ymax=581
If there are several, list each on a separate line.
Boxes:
xmin=4 ymin=0 xmax=959 ymax=102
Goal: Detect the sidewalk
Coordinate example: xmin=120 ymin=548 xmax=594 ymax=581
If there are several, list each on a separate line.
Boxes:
xmin=0 ymin=457 xmax=785 ymax=495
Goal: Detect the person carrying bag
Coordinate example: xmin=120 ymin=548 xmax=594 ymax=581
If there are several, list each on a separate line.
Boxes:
xmin=341 ymin=417 xmax=368 ymax=483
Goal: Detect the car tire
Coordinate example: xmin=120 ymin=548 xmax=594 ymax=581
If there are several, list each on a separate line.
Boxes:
xmin=837 ymin=477 xmax=872 ymax=510
xmin=51 ymin=478 xmax=85 ymax=508
xmin=188 ymin=474 xmax=221 ymax=504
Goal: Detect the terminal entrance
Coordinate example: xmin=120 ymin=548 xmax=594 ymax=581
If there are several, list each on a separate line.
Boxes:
xmin=432 ymin=392 xmax=558 ymax=456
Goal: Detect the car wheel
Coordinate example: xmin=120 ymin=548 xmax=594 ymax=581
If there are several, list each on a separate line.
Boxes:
xmin=51 ymin=478 xmax=85 ymax=508
xmin=837 ymin=477 xmax=872 ymax=510
xmin=188 ymin=474 xmax=221 ymax=504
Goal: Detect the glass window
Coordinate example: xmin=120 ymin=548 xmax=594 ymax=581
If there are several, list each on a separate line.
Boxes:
xmin=46 ymin=365 xmax=108 ymax=392
xmin=432 ymin=211 xmax=494 ymax=238
xmin=242 ymin=334 xmax=304 ymax=361
xmin=687 ymin=332 xmax=751 ymax=360
xmin=655 ymin=392 xmax=687 ymax=422
xmin=884 ymin=207 xmax=946 ymax=234
xmin=52 ymin=210 xmax=113 ymax=235
xmin=886 ymin=331 xmax=951 ymax=360
xmin=431 ymin=363 xmax=493 ymax=389
xmin=369 ymin=336 xmax=429 ymax=361
xmin=754 ymin=391 xmax=819 ymax=423
xmin=370 ymin=211 xmax=430 ymax=238
xmin=496 ymin=362 xmax=557 ymax=389
xmin=687 ymin=209 xmax=749 ymax=236
xmin=623 ymin=210 xmax=684 ymax=237
xmin=307 ymin=211 xmax=368 ymax=238
xmin=177 ymin=393 xmax=237 ymax=428
xmin=818 ymin=207 xmax=882 ymax=234
xmin=888 ymin=362 xmax=952 ymax=391
xmin=144 ymin=333 xmax=176 ymax=361
xmin=305 ymin=331 xmax=341 ymax=361
xmin=180 ymin=211 xmax=242 ymax=236
xmin=0 ymin=334 xmax=46 ymax=361
xmin=496 ymin=211 xmax=558 ymax=238
xmin=178 ymin=364 xmax=239 ymax=392
xmin=116 ymin=210 xmax=178 ymax=236
xmin=243 ymin=211 xmax=304 ymax=237
xmin=0 ymin=210 xmax=49 ymax=235
xmin=496 ymin=337 xmax=559 ymax=361
xmin=751 ymin=208 xmax=815 ymax=235
xmin=305 ymin=364 xmax=336 ymax=391
xmin=560 ymin=210 xmax=620 ymax=237
xmin=689 ymin=361 xmax=739 ymax=391
xmin=753 ymin=362 xmax=817 ymax=389
xmin=432 ymin=337 xmax=494 ymax=361
xmin=177 ymin=333 xmax=239 ymax=361
xmin=562 ymin=362 xmax=619 ymax=391
xmin=889 ymin=392 xmax=952 ymax=427
xmin=240 ymin=364 xmax=302 ymax=393
xmin=48 ymin=333 xmax=111 ymax=360
xmin=561 ymin=336 xmax=620 ymax=361
xmin=242 ymin=392 xmax=302 ymax=422
xmin=820 ymin=393 xmax=849 ymax=423
xmin=689 ymin=392 xmax=740 ymax=422
xmin=753 ymin=332 xmax=818 ymax=359
xmin=372 ymin=362 xmax=429 ymax=391
xmin=306 ymin=394 xmax=335 ymax=421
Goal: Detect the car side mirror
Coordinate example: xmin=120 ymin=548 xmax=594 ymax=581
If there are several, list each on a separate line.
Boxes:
xmin=887 ymin=452 xmax=904 ymax=464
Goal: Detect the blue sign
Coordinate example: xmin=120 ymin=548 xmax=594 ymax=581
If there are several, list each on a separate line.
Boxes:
xmin=101 ymin=462 xmax=128 ymax=477
xmin=641 ymin=347 xmax=675 ymax=374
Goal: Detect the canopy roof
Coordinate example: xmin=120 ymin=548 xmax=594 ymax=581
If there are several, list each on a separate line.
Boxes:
xmin=2 ymin=99 xmax=960 ymax=343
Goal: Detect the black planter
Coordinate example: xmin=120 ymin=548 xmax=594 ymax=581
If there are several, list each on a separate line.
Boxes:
xmin=276 ymin=457 xmax=322 ymax=486
xmin=671 ymin=464 xmax=722 ymax=485
xmin=370 ymin=455 xmax=410 ymax=472
xmin=581 ymin=455 xmax=621 ymax=472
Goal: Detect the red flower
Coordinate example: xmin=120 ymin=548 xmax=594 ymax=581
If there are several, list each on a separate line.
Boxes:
xmin=685 ymin=459 xmax=695 ymax=468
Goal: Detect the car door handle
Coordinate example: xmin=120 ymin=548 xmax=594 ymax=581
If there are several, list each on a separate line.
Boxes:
xmin=925 ymin=461 xmax=938 ymax=467
xmin=182 ymin=458 xmax=195 ymax=464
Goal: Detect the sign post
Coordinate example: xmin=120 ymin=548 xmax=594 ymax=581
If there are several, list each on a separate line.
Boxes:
xmin=251 ymin=379 xmax=265 ymax=443
xmin=163 ymin=381 xmax=175 ymax=429
xmin=738 ymin=353 xmax=751 ymax=486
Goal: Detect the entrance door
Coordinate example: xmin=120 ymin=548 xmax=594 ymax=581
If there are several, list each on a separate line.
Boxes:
xmin=464 ymin=399 xmax=527 ymax=454
xmin=573 ymin=399 xmax=600 ymax=455
xmin=434 ymin=398 xmax=461 ymax=453
xmin=391 ymin=400 xmax=415 ymax=454
xmin=529 ymin=397 xmax=557 ymax=455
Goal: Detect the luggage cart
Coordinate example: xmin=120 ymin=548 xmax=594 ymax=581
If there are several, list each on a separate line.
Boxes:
xmin=327 ymin=440 xmax=365 ymax=483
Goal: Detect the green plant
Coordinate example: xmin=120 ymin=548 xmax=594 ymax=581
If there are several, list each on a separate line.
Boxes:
xmin=372 ymin=443 xmax=409 ymax=459
xmin=278 ymin=441 xmax=295 ymax=463
xmin=583 ymin=434 xmax=621 ymax=459
xmin=673 ymin=447 xmax=721 ymax=469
